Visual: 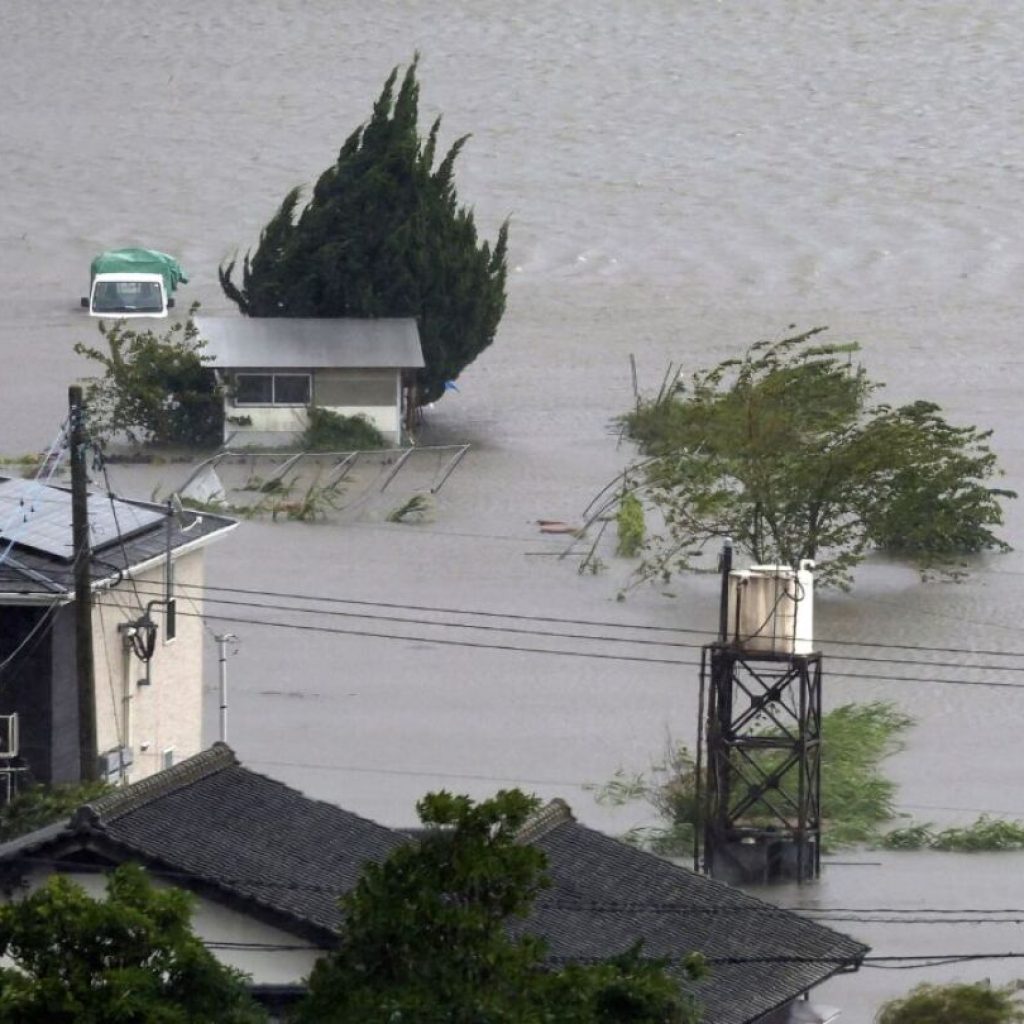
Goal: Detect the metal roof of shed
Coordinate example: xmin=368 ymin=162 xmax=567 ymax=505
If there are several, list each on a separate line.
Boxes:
xmin=195 ymin=317 xmax=424 ymax=370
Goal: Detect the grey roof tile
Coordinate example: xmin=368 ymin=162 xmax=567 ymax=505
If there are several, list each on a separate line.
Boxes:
xmin=525 ymin=817 xmax=866 ymax=1024
xmin=0 ymin=749 xmax=866 ymax=1024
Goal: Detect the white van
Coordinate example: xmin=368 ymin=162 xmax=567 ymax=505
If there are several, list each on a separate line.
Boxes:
xmin=85 ymin=272 xmax=171 ymax=318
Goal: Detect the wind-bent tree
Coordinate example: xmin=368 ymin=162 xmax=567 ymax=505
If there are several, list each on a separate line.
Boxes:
xmin=0 ymin=864 xmax=265 ymax=1023
xmin=622 ymin=328 xmax=1014 ymax=588
xmin=220 ymin=57 xmax=509 ymax=406
xmin=295 ymin=790 xmax=704 ymax=1024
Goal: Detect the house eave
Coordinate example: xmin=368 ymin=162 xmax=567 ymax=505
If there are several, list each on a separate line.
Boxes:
xmin=2 ymin=831 xmax=337 ymax=948
xmin=93 ymin=519 xmax=240 ymax=589
xmin=0 ymin=520 xmax=239 ymax=603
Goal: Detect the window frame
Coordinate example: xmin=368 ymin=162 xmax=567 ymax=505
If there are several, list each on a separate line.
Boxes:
xmin=234 ymin=372 xmax=312 ymax=407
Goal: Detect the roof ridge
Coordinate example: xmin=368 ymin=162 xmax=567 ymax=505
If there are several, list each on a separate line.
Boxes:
xmin=88 ymin=743 xmax=238 ymax=822
xmin=516 ymin=798 xmax=574 ymax=844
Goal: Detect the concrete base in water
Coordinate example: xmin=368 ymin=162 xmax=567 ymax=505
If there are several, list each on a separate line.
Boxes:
xmin=709 ymin=833 xmax=819 ymax=886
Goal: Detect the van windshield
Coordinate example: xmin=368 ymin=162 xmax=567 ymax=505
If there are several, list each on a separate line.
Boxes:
xmin=92 ymin=280 xmax=164 ymax=313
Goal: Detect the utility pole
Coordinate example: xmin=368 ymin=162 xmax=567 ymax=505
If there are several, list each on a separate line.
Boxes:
xmin=69 ymin=386 xmax=98 ymax=782
xmin=215 ymin=634 xmax=237 ymax=743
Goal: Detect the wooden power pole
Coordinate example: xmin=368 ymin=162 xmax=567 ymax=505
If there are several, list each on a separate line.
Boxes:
xmin=69 ymin=386 xmax=98 ymax=782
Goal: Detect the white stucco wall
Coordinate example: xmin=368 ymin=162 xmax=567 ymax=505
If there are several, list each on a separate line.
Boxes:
xmin=222 ymin=368 xmax=403 ymax=444
xmin=91 ymin=551 xmax=206 ymax=782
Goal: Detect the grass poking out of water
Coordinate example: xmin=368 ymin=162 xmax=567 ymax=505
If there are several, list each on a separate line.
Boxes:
xmin=820 ymin=701 xmax=912 ymax=848
xmin=593 ymin=701 xmax=913 ymax=855
xmin=883 ymin=815 xmax=1024 ymax=851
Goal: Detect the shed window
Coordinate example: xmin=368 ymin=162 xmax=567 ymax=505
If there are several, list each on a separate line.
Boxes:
xmin=235 ymin=373 xmax=311 ymax=405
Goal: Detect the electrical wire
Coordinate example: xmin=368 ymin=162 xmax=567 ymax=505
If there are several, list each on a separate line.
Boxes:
xmin=93 ymin=598 xmax=1024 ymax=690
xmin=0 ymin=421 xmax=69 ymax=570
xmin=97 ymin=455 xmax=147 ymax=616
xmin=118 ymin=578 xmax=1024 ymax=667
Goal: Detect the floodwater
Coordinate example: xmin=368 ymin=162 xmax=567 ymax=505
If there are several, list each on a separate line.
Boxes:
xmin=3 ymin=2 xmax=1024 ymax=1018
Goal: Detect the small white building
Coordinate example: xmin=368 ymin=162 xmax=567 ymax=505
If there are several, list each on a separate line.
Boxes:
xmin=196 ymin=317 xmax=425 ymax=448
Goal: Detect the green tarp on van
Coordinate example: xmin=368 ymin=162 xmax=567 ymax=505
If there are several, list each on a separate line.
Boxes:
xmin=90 ymin=249 xmax=188 ymax=294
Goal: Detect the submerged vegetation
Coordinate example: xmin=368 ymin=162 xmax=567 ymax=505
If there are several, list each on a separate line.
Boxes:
xmin=74 ymin=312 xmax=222 ymax=449
xmin=220 ymin=57 xmax=509 ymax=407
xmin=387 ymin=493 xmax=433 ymax=523
xmin=620 ymin=329 xmax=1015 ymax=589
xmin=594 ymin=702 xmax=911 ymax=854
xmin=615 ymin=491 xmax=645 ymax=557
xmin=883 ymin=815 xmax=1024 ymax=852
xmin=598 ymin=701 xmax=1024 ymax=855
xmin=300 ymin=407 xmax=387 ymax=452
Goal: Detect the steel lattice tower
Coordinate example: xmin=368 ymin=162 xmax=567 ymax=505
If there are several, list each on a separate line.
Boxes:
xmin=697 ymin=645 xmax=823 ymax=884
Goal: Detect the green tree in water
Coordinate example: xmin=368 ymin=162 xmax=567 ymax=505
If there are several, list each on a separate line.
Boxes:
xmin=623 ymin=327 xmax=1014 ymax=588
xmin=220 ymin=57 xmax=509 ymax=407
xmin=295 ymin=789 xmax=704 ymax=1023
xmin=75 ymin=312 xmax=221 ymax=448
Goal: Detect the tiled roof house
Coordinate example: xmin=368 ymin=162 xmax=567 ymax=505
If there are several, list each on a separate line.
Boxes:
xmin=0 ymin=745 xmax=866 ymax=1022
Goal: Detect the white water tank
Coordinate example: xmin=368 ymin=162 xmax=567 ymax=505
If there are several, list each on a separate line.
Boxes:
xmin=726 ymin=561 xmax=814 ymax=655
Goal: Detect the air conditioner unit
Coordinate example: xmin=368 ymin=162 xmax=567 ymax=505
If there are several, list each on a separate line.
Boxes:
xmin=97 ymin=745 xmax=134 ymax=780
xmin=726 ymin=561 xmax=814 ymax=655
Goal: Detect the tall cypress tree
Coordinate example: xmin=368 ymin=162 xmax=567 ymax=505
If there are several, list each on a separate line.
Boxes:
xmin=220 ymin=57 xmax=509 ymax=405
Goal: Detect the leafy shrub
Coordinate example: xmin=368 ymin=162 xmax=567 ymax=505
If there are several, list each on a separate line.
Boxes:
xmin=877 ymin=981 xmax=1024 ymax=1024
xmin=0 ymin=781 xmax=112 ymax=841
xmin=74 ymin=312 xmax=222 ymax=448
xmin=594 ymin=701 xmax=912 ymax=855
xmin=883 ymin=815 xmax=1024 ymax=852
xmin=616 ymin=492 xmax=645 ymax=557
xmin=300 ymin=406 xmax=387 ymax=451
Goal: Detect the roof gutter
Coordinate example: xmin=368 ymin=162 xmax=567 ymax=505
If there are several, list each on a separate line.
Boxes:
xmin=100 ymin=520 xmax=239 ymax=590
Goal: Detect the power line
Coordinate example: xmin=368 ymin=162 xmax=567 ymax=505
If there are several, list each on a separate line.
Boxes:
xmin=97 ymin=598 xmax=1024 ymax=690
xmin=0 ymin=421 xmax=69 ymax=571
xmin=96 ymin=601 xmax=696 ymax=668
xmin=157 ymin=586 xmax=1024 ymax=676
xmin=246 ymin=756 xmax=594 ymax=788
xmin=151 ymin=579 xmax=1024 ymax=661
xmin=120 ymin=578 xmax=1024 ymax=676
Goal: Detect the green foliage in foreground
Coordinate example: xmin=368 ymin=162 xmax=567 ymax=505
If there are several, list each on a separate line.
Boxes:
xmin=296 ymin=790 xmax=704 ymax=1024
xmin=300 ymin=406 xmax=387 ymax=451
xmin=220 ymin=57 xmax=509 ymax=407
xmin=883 ymin=814 xmax=1024 ymax=851
xmin=622 ymin=328 xmax=1015 ymax=588
xmin=876 ymin=981 xmax=1024 ymax=1024
xmin=0 ymin=864 xmax=265 ymax=1024
xmin=75 ymin=312 xmax=222 ymax=448
xmin=0 ymin=781 xmax=112 ymax=842
xmin=595 ymin=702 xmax=912 ymax=854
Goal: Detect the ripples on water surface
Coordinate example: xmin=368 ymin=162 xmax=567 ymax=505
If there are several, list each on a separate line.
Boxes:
xmin=1 ymin=3 xmax=1023 ymax=1014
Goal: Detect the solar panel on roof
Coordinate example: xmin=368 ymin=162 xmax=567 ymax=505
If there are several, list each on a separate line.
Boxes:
xmin=0 ymin=478 xmax=165 ymax=561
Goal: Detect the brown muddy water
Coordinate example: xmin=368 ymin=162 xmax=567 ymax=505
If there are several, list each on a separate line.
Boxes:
xmin=3 ymin=3 xmax=1024 ymax=1018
